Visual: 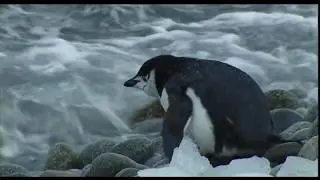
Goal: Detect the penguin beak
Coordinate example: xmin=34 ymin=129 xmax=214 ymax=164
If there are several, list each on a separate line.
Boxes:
xmin=124 ymin=78 xmax=140 ymax=87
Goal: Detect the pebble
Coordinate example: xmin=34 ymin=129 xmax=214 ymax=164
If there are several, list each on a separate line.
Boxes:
xmin=85 ymin=153 xmax=147 ymax=177
xmin=40 ymin=169 xmax=82 ymax=177
xmin=44 ymin=143 xmax=79 ymax=170
xmin=0 ymin=163 xmax=28 ymax=177
xmin=265 ymin=89 xmax=300 ymax=110
xmin=279 ymin=121 xmax=312 ymax=140
xmin=270 ymin=108 xmax=304 ymax=133
xmin=115 ymin=168 xmax=139 ymax=177
xmin=264 ymin=142 xmax=302 ymax=166
xmin=78 ymin=138 xmax=116 ymax=167
xmin=298 ymin=135 xmax=318 ymax=161
xmin=308 ymin=117 xmax=318 ymax=138
xmin=304 ymin=104 xmax=318 ymax=122
xmin=110 ymin=137 xmax=153 ymax=164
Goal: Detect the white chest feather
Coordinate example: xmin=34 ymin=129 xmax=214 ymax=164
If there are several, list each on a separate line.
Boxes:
xmin=160 ymin=88 xmax=169 ymax=112
xmin=185 ymin=87 xmax=216 ymax=155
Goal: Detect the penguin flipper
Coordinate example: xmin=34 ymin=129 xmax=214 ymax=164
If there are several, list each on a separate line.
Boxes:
xmin=161 ymin=95 xmax=192 ymax=160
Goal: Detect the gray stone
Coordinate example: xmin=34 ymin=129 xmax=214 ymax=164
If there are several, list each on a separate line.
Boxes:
xmin=110 ymin=137 xmax=153 ymax=164
xmin=150 ymin=136 xmax=164 ymax=154
xmin=280 ymin=121 xmax=312 ymax=140
xmin=85 ymin=153 xmax=147 ymax=177
xmin=6 ymin=172 xmax=29 ymax=177
xmin=132 ymin=100 xmax=165 ymax=122
xmin=78 ymin=139 xmax=116 ymax=167
xmin=152 ymin=158 xmax=169 ymax=168
xmin=44 ymin=143 xmax=79 ymax=170
xmin=0 ymin=163 xmax=28 ymax=177
xmin=282 ymin=128 xmax=311 ymax=141
xmin=270 ymin=163 xmax=283 ymax=176
xmin=298 ymin=135 xmax=318 ymax=161
xmin=144 ymin=153 xmax=167 ymax=167
xmin=80 ymin=164 xmax=92 ymax=177
xmin=40 ymin=169 xmax=82 ymax=177
xmin=132 ymin=118 xmax=163 ymax=133
xmin=304 ymin=104 xmax=318 ymax=122
xmin=308 ymin=118 xmax=318 ymax=138
xmin=265 ymin=89 xmax=300 ymax=110
xmin=115 ymin=168 xmax=139 ymax=177
xmin=270 ymin=108 xmax=304 ymax=133
xmin=264 ymin=142 xmax=302 ymax=165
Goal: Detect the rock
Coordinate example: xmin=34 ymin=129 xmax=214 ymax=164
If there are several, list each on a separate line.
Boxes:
xmin=279 ymin=121 xmax=312 ymax=140
xmin=304 ymin=104 xmax=318 ymax=122
xmin=270 ymin=108 xmax=304 ymax=133
xmin=44 ymin=143 xmax=79 ymax=170
xmin=80 ymin=164 xmax=92 ymax=177
xmin=264 ymin=142 xmax=302 ymax=166
xmin=287 ymin=88 xmax=308 ymax=99
xmin=115 ymin=168 xmax=139 ymax=177
xmin=85 ymin=153 xmax=147 ymax=177
xmin=150 ymin=136 xmax=164 ymax=154
xmin=295 ymin=107 xmax=308 ymax=117
xmin=270 ymin=163 xmax=282 ymax=176
xmin=0 ymin=163 xmax=28 ymax=177
xmin=78 ymin=139 xmax=116 ymax=167
xmin=308 ymin=118 xmax=318 ymax=138
xmin=40 ymin=169 xmax=82 ymax=177
xmin=298 ymin=135 xmax=318 ymax=161
xmin=110 ymin=137 xmax=153 ymax=164
xmin=144 ymin=153 xmax=168 ymax=167
xmin=132 ymin=100 xmax=165 ymax=122
xmin=153 ymin=158 xmax=170 ymax=168
xmin=282 ymin=128 xmax=310 ymax=141
xmin=265 ymin=89 xmax=300 ymax=110
xmin=132 ymin=118 xmax=163 ymax=133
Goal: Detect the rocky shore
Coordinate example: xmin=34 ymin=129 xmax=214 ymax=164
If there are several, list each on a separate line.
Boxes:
xmin=0 ymin=89 xmax=318 ymax=177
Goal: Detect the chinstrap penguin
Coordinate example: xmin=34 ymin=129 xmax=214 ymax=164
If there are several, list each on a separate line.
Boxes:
xmin=124 ymin=55 xmax=293 ymax=165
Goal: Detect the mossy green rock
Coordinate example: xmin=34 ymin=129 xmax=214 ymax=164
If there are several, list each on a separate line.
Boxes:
xmin=132 ymin=100 xmax=165 ymax=122
xmin=110 ymin=137 xmax=153 ymax=164
xmin=78 ymin=139 xmax=116 ymax=167
xmin=265 ymin=89 xmax=300 ymax=110
xmin=85 ymin=153 xmax=147 ymax=177
xmin=44 ymin=143 xmax=79 ymax=170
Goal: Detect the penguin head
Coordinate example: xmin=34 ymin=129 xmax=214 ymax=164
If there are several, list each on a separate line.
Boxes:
xmin=124 ymin=55 xmax=181 ymax=97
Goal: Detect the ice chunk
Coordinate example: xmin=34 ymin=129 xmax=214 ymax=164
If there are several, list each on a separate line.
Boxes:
xmin=277 ymin=156 xmax=318 ymax=177
xmin=169 ymin=136 xmax=213 ymax=176
xmin=137 ymin=136 xmax=212 ymax=177
xmin=137 ymin=166 xmax=190 ymax=177
xmin=201 ymin=156 xmax=271 ymax=177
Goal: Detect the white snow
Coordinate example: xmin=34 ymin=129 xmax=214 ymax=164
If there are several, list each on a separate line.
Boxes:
xmin=138 ymin=136 xmax=318 ymax=177
xmin=277 ymin=156 xmax=318 ymax=177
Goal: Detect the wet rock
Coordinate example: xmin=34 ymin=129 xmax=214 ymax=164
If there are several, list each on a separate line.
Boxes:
xmin=78 ymin=139 xmax=116 ymax=167
xmin=44 ymin=143 xmax=79 ymax=170
xmin=110 ymin=137 xmax=153 ymax=164
xmin=308 ymin=118 xmax=318 ymax=138
xmin=132 ymin=118 xmax=163 ymax=133
xmin=282 ymin=128 xmax=310 ymax=141
xmin=279 ymin=121 xmax=312 ymax=140
xmin=152 ymin=158 xmax=170 ymax=168
xmin=304 ymin=104 xmax=318 ymax=122
xmin=85 ymin=153 xmax=147 ymax=177
xmin=115 ymin=168 xmax=139 ymax=177
xmin=40 ymin=169 xmax=81 ymax=177
xmin=150 ymin=136 xmax=164 ymax=154
xmin=6 ymin=172 xmax=30 ymax=177
xmin=265 ymin=89 xmax=300 ymax=110
xmin=295 ymin=107 xmax=308 ymax=117
xmin=287 ymin=88 xmax=308 ymax=99
xmin=0 ymin=163 xmax=28 ymax=177
xmin=144 ymin=153 xmax=167 ymax=167
xmin=80 ymin=164 xmax=92 ymax=177
xmin=264 ymin=142 xmax=302 ymax=166
xmin=132 ymin=100 xmax=165 ymax=122
xmin=270 ymin=108 xmax=304 ymax=133
xmin=298 ymin=136 xmax=318 ymax=161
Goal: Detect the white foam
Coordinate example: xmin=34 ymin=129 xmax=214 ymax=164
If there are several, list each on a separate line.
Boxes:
xmin=277 ymin=156 xmax=318 ymax=177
